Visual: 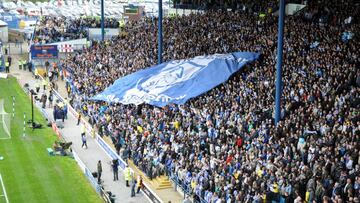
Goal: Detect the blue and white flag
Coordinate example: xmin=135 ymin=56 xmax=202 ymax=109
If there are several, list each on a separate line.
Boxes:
xmin=91 ymin=52 xmax=259 ymax=107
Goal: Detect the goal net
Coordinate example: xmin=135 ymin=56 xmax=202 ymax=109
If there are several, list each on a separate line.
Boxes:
xmin=0 ymin=99 xmax=11 ymax=139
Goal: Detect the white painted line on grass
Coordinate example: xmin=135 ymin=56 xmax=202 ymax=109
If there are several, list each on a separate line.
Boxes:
xmin=0 ymin=174 xmax=9 ymax=203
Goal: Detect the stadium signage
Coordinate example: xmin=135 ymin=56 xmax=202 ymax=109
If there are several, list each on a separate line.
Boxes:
xmin=30 ymin=45 xmax=59 ymax=59
xmin=95 ymin=135 xmax=126 ymax=169
xmin=85 ymin=167 xmax=101 ymax=193
xmin=95 ymin=135 xmax=163 ymax=203
xmin=51 ymin=122 xmax=62 ymax=139
xmin=142 ymin=185 xmax=162 ymax=203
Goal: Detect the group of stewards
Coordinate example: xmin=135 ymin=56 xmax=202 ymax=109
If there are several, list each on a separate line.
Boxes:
xmin=18 ymin=59 xmax=28 ymax=70
xmin=0 ymin=55 xmax=29 ymax=73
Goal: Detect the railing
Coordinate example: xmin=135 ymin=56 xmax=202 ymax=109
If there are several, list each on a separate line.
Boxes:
xmin=3 ymin=42 xmax=27 ymax=55
xmin=165 ymin=167 xmax=208 ymax=203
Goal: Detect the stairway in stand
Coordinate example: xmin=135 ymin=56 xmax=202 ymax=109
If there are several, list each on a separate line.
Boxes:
xmin=128 ymin=160 xmax=172 ymax=190
xmin=152 ymin=175 xmax=172 ymax=190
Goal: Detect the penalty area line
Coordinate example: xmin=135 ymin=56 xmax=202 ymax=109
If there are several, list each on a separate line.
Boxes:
xmin=0 ymin=174 xmax=9 ymax=203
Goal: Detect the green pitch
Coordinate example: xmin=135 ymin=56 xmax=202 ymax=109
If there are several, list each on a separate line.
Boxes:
xmin=0 ymin=77 xmax=102 ymax=203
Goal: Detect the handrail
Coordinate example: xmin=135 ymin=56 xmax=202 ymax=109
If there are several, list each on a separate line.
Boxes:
xmin=166 ymin=167 xmax=208 ymax=203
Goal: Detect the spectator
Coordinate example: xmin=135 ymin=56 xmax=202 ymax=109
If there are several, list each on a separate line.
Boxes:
xmin=97 ymin=160 xmax=102 ymax=184
xmin=81 ymin=134 xmax=87 ymax=149
xmin=112 ymin=159 xmax=119 ymax=181
xmin=131 ymin=175 xmax=137 ymax=197
xmin=136 ymin=175 xmax=143 ymax=193
xmin=34 ymin=16 xmax=119 ymax=44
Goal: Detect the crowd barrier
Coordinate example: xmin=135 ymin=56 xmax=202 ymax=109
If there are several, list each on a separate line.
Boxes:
xmin=166 ymin=167 xmax=208 ymax=203
xmin=45 ymin=77 xmax=163 ymax=203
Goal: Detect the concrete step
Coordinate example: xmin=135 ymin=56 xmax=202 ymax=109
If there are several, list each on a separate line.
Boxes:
xmin=127 ymin=161 xmax=172 ymax=190
xmin=151 ymin=176 xmax=172 ymax=190
xmin=151 ymin=179 xmax=172 ymax=190
xmin=110 ymin=153 xmax=183 ymax=201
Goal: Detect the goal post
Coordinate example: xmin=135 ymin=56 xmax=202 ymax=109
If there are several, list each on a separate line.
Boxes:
xmin=0 ymin=99 xmax=11 ymax=139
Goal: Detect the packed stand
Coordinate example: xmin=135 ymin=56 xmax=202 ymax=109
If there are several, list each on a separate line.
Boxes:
xmin=175 ymin=0 xmax=297 ymax=12
xmin=61 ymin=0 xmax=360 ymax=202
xmin=33 ymin=16 xmax=119 ymax=44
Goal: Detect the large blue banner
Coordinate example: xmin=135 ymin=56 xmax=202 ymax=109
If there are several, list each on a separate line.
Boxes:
xmin=92 ymin=52 xmax=259 ymax=107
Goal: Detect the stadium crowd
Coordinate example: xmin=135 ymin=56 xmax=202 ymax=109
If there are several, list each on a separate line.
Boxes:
xmin=56 ymin=0 xmax=360 ymax=202
xmin=34 ymin=16 xmax=119 ymax=44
